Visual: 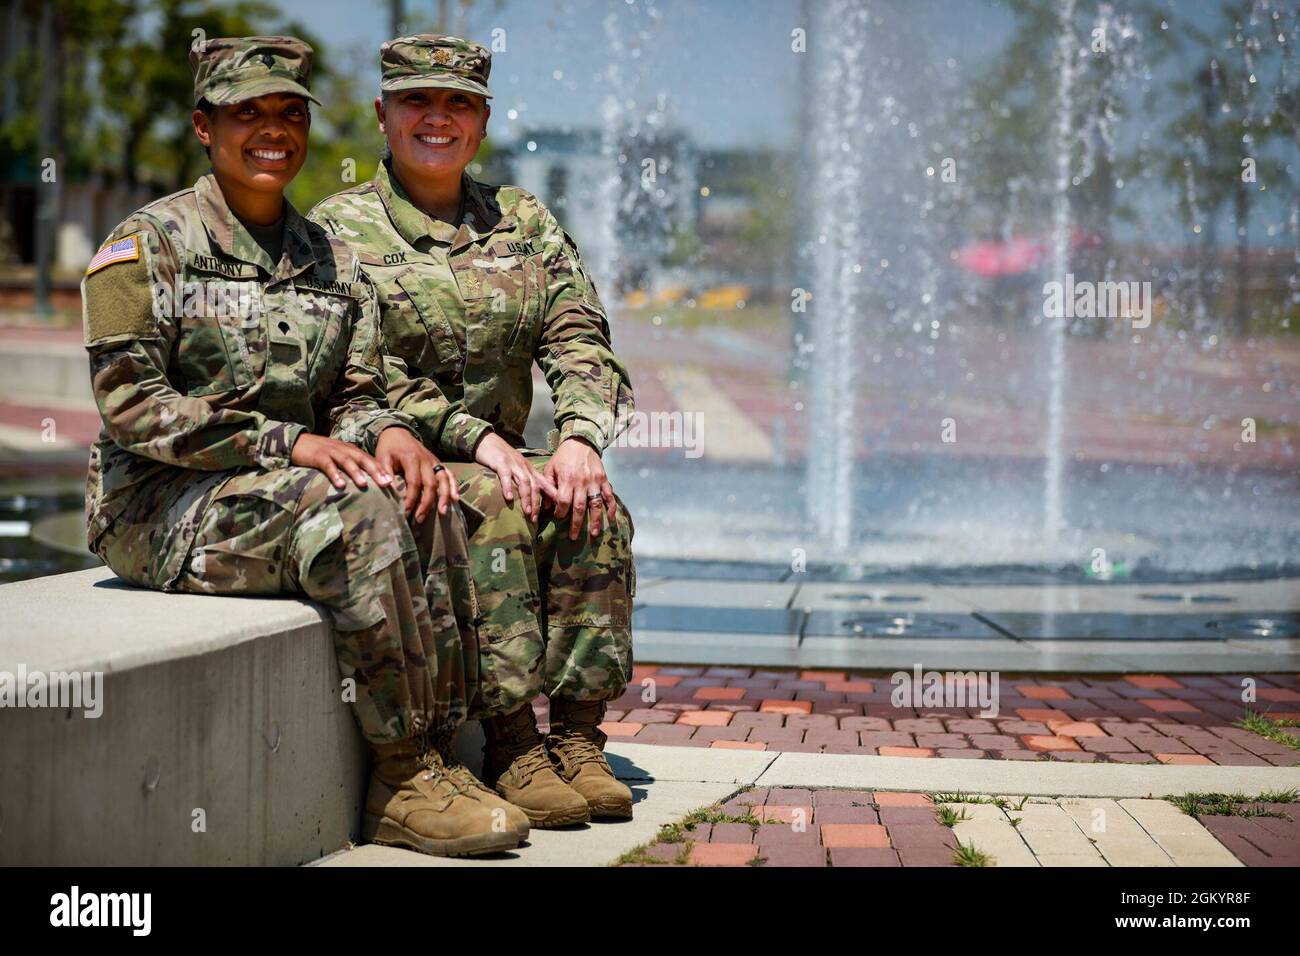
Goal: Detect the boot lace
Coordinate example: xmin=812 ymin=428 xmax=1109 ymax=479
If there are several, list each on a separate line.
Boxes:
xmin=551 ymin=730 xmax=607 ymax=769
xmin=430 ymin=729 xmax=498 ymax=796
xmin=446 ymin=764 xmax=495 ymax=794
xmin=416 ymin=750 xmax=473 ymax=797
xmin=513 ymin=742 xmax=558 ymax=784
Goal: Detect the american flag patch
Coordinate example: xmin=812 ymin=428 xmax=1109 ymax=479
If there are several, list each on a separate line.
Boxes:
xmin=85 ymin=234 xmax=141 ymax=276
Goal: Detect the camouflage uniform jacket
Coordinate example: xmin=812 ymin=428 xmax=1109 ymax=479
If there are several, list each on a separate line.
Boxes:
xmin=83 ymin=172 xmax=419 ymax=590
xmin=308 ymin=160 xmax=633 ymax=458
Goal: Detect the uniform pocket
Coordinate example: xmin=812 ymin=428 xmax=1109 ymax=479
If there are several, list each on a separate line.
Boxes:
xmin=474 ymin=628 xmax=545 ymax=716
xmin=175 ymin=270 xmax=263 ymax=395
xmin=451 ymin=246 xmax=539 ymax=361
xmin=506 ymin=257 xmax=544 ymax=357
xmin=201 ymin=468 xmax=343 ymax=592
xmin=386 ymin=270 xmax=461 ymax=374
xmin=292 ymin=285 xmax=353 ymax=380
xmin=177 ymin=309 xmax=246 ymax=396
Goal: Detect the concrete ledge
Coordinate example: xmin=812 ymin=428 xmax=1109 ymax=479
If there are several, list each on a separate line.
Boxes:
xmin=2 ymin=567 xmax=330 ymax=674
xmin=0 ymin=568 xmax=366 ymax=865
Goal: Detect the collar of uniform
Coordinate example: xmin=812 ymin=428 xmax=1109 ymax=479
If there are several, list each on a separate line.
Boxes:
xmin=374 ymin=160 xmax=441 ymax=247
xmin=194 ymin=173 xmax=318 ymax=281
xmin=375 ymin=160 xmax=515 ymax=254
xmin=452 ymin=173 xmax=514 ymax=254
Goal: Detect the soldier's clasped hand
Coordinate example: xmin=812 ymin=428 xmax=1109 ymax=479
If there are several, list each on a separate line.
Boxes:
xmin=290 ymin=433 xmax=393 ymax=494
xmin=375 ymin=426 xmax=459 ymax=522
xmin=474 ymin=433 xmax=559 ymax=523
xmin=546 ymin=437 xmax=618 ymax=541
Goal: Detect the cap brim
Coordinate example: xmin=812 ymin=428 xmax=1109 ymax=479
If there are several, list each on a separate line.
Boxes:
xmin=381 ymin=74 xmax=492 ymax=99
xmin=203 ymin=76 xmax=322 ymax=107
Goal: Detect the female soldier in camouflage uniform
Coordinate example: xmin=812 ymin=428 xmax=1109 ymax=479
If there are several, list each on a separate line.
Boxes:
xmin=83 ymin=36 xmax=527 ymax=857
xmin=311 ymin=35 xmax=636 ymax=826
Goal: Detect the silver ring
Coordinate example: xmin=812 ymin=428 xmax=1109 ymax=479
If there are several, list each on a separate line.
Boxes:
xmin=587 ymin=492 xmax=602 ymax=501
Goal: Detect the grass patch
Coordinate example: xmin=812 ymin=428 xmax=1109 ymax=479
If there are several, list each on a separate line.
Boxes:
xmin=609 ymin=789 xmax=764 ymax=865
xmin=952 ymin=839 xmax=992 ymax=867
xmin=611 ymin=843 xmax=676 ymax=866
xmin=936 ymin=805 xmax=970 ymax=828
xmin=655 ymin=790 xmax=763 ymax=843
xmin=610 ymin=836 xmax=700 ymax=867
xmin=1165 ymin=789 xmax=1298 ymax=819
xmin=931 ymin=792 xmax=1030 ymax=811
xmin=1238 ymin=709 xmax=1300 ymax=751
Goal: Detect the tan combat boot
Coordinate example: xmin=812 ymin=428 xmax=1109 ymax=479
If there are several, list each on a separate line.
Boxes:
xmin=363 ymin=738 xmax=521 ymax=857
xmin=431 ymin=728 xmax=530 ymax=842
xmin=548 ymin=699 xmax=634 ymax=819
xmin=482 ymin=705 xmax=590 ymax=828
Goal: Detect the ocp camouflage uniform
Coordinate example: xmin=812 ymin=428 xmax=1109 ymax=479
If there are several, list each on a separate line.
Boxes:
xmin=83 ymin=172 xmax=483 ymax=748
xmin=80 ymin=34 xmax=529 ymax=858
xmin=310 ymin=142 xmax=637 ymax=721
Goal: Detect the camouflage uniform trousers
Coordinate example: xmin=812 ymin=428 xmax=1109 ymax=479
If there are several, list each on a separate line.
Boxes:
xmin=445 ymin=453 xmax=635 ymax=719
xmin=98 ymin=466 xmax=479 ymax=747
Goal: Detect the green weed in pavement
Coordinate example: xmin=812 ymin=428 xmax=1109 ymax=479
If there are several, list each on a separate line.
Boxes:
xmin=952 ymin=840 xmax=992 ymax=867
xmin=1165 ymin=789 xmax=1298 ymax=819
xmin=931 ymin=792 xmax=1030 ymax=811
xmin=609 ymin=790 xmax=765 ymax=865
xmin=1238 ymin=710 xmax=1300 ymax=751
xmin=936 ymin=805 xmax=970 ymax=828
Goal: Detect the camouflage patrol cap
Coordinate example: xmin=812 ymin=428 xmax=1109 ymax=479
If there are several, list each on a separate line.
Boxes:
xmin=380 ymin=34 xmax=492 ymax=99
xmin=190 ymin=36 xmax=322 ymax=107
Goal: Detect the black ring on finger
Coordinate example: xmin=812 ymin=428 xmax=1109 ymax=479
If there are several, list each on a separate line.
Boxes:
xmin=432 ymin=464 xmax=446 ymax=475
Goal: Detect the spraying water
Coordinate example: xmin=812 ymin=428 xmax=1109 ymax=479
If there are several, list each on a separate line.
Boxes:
xmin=1043 ymin=0 xmax=1077 ymax=546
xmin=597 ymin=10 xmax=631 ymax=293
xmin=806 ymin=0 xmax=872 ymax=554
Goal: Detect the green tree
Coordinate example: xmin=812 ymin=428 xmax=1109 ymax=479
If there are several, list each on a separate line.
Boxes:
xmin=951 ymin=0 xmax=1174 ymax=334
xmin=1159 ymin=0 xmax=1297 ymax=334
xmin=1 ymin=0 xmax=330 ymax=193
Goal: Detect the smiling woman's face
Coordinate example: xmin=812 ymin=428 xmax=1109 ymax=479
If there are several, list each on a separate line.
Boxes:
xmin=378 ymin=87 xmax=489 ymax=183
xmin=193 ymin=93 xmax=311 ymax=195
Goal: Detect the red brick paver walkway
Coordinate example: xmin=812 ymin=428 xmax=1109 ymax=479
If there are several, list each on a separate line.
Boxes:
xmin=644 ymin=789 xmax=960 ymax=867
xmin=622 ymin=788 xmax=1300 ymax=867
xmin=581 ymin=667 xmax=1300 ymax=767
xmin=1197 ymin=806 xmax=1300 ymax=866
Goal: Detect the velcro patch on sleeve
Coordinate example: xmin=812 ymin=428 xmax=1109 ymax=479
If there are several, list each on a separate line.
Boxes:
xmin=82 ymin=249 xmax=157 ymax=345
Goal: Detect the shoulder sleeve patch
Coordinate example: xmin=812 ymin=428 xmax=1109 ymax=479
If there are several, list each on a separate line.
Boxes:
xmin=82 ymin=245 xmax=157 ymax=346
xmin=85 ymin=234 xmax=142 ymax=276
